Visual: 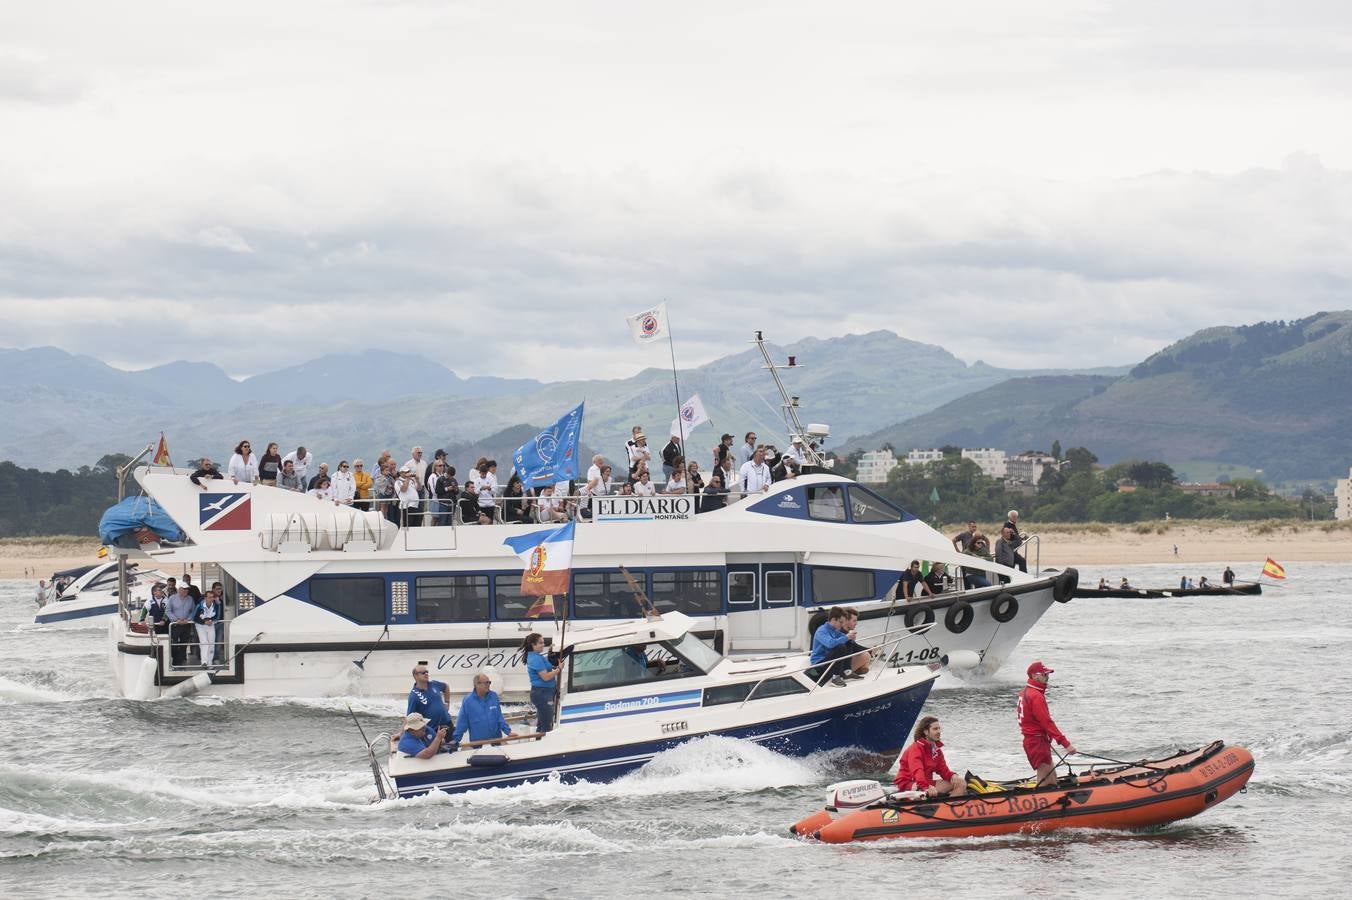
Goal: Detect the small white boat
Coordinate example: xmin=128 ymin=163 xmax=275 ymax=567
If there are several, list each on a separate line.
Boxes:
xmin=383 ymin=611 xmax=939 ymax=796
xmin=35 ymin=561 xmax=167 ymax=627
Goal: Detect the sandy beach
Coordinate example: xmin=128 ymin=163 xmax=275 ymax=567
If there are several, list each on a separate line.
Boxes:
xmin=3 ymin=522 xmax=1349 ymax=581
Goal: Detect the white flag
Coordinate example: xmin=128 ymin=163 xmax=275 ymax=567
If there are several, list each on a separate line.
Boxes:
xmin=670 ymin=393 xmax=709 ymax=441
xmin=625 ymin=302 xmax=669 ymax=344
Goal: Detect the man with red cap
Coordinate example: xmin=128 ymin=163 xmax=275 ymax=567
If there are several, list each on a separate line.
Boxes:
xmin=1017 ymin=660 xmax=1077 ymax=786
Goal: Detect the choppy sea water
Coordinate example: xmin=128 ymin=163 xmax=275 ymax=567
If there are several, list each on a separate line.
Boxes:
xmin=2 ymin=562 xmax=1349 ymax=899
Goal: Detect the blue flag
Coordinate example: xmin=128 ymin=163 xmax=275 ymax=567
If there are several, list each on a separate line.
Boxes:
xmin=514 ymin=402 xmax=584 ymax=486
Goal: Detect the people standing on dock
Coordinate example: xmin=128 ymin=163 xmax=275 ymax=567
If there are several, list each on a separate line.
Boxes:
xmin=522 ymin=634 xmax=559 ymax=733
xmin=451 ymin=673 xmax=514 ymax=747
xmin=895 ymin=716 xmax=967 ymax=798
xmin=1017 ymin=661 xmax=1077 ymax=787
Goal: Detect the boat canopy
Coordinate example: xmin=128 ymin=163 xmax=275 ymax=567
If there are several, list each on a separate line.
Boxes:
xmin=98 ymin=496 xmax=185 ymax=546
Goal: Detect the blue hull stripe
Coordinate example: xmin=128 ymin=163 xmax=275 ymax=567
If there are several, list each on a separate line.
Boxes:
xmin=34 ymin=603 xmax=118 ymax=624
xmin=564 ymin=701 xmax=704 ymax=724
xmin=394 ymin=678 xmax=933 ymax=796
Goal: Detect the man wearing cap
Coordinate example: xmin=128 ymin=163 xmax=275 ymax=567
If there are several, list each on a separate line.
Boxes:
xmin=784 ymin=436 xmax=807 ymax=466
xmin=397 ymin=713 xmax=449 ymax=759
xmin=407 ymin=663 xmax=454 ymax=735
xmin=451 ymin=672 xmax=514 ymax=748
xmin=1017 ymin=661 xmax=1077 ymax=786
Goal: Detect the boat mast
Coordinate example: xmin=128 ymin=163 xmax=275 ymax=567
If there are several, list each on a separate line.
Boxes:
xmin=753 ymin=331 xmax=824 ymax=467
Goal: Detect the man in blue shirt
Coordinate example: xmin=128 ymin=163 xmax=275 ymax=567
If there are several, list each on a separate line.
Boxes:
xmin=406 ymin=663 xmax=454 ymax=733
xmin=166 ymin=583 xmax=197 ymax=667
xmin=397 ymin=712 xmax=449 ymax=759
xmin=452 ymin=672 xmax=514 ymax=747
xmin=810 ymin=606 xmax=871 ymax=687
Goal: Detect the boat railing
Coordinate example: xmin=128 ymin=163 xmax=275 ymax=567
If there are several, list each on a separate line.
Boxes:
xmin=1024 ymin=533 xmax=1041 ymax=576
xmin=730 ymin=623 xmax=937 ymax=706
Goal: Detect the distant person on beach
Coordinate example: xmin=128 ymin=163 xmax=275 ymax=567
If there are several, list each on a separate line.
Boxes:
xmin=1173 ymin=544 xmax=1179 ymax=557
xmin=895 ymin=716 xmax=966 ymax=798
xmin=1017 ymin=661 xmax=1077 ymax=787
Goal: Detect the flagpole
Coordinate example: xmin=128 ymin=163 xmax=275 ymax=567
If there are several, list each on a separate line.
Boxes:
xmin=665 ymin=303 xmax=688 ymax=454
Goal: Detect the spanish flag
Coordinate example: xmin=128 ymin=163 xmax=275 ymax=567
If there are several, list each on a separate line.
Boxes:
xmin=525 ymin=595 xmax=556 ymax=619
xmin=152 ymin=432 xmax=172 ymax=467
xmin=1261 ymin=558 xmax=1286 ymax=580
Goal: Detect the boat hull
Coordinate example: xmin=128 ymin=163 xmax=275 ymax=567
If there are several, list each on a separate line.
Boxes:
xmin=795 ymin=742 xmax=1254 ymax=842
xmin=393 ymin=674 xmax=935 ymax=797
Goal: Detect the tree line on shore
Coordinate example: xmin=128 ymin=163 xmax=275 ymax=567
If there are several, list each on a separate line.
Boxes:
xmin=0 ymin=446 xmax=1334 ymax=538
xmin=836 ymin=444 xmax=1334 ymax=525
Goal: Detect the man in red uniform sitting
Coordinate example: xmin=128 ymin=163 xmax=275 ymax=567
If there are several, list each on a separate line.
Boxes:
xmin=894 ymin=716 xmax=966 ymax=797
xmin=1018 ymin=660 xmax=1077 ymax=786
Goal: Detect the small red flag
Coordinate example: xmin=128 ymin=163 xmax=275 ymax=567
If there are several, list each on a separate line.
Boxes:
xmin=1261 ymin=558 xmax=1286 ymax=580
xmin=525 ymin=595 xmax=556 ymax=619
xmin=152 ymin=433 xmax=172 ymax=467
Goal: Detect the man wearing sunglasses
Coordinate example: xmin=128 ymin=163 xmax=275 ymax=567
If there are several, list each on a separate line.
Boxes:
xmin=407 ymin=663 xmax=454 ymax=736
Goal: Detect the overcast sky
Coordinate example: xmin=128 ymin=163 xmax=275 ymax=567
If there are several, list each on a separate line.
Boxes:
xmin=3 ymin=1 xmax=1351 ymax=381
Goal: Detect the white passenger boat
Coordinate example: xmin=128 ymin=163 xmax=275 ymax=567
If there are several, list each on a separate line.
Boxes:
xmin=382 ymin=610 xmax=940 ymax=796
xmin=106 ymin=333 xmax=1076 ymax=700
xmin=107 ymin=464 xmax=1074 ymax=700
xmin=34 ymin=561 xmax=167 ymax=627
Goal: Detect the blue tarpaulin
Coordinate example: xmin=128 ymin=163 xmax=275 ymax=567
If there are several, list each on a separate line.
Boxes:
xmin=98 ymin=496 xmax=185 ymax=545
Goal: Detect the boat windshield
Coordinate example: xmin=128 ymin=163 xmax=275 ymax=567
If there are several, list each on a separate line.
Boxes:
xmin=661 ymin=632 xmax=722 ymax=674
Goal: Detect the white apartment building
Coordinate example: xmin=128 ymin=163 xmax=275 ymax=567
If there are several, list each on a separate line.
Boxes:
xmin=1006 ymin=451 xmax=1060 ymax=486
xmin=856 ymin=449 xmax=899 ymax=485
xmin=905 ymin=448 xmax=945 ymax=466
xmin=961 ymin=448 xmax=1007 ymax=479
xmin=1337 ymin=467 xmax=1352 ymax=521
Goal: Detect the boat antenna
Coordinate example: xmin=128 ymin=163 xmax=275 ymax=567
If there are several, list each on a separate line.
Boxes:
xmin=619 ymin=565 xmax=661 ymax=620
xmin=752 ymin=331 xmax=823 ymax=467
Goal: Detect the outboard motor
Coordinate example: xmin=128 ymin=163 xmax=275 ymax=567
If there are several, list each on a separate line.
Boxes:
xmin=826 ymin=779 xmax=888 ymax=810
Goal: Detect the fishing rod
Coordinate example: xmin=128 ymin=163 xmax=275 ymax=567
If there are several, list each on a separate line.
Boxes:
xmin=347 ymin=703 xmax=391 ymax=801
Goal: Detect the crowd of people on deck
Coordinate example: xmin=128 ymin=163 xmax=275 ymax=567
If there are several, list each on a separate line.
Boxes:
xmin=185 ymin=427 xmax=825 ymax=528
xmin=135 ymin=573 xmax=225 ymax=668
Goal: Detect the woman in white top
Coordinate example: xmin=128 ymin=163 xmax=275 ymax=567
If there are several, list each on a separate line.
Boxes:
xmin=330 ymin=460 xmax=356 ymax=505
xmin=634 ymin=471 xmax=655 ymax=496
xmin=227 ymin=440 xmax=259 ymax=484
xmin=395 ymin=467 xmax=421 ymax=524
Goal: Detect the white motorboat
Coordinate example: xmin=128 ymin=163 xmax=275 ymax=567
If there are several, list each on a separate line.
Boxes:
xmin=382 ymin=611 xmax=940 ymax=796
xmin=34 ymin=561 xmax=168 ymax=627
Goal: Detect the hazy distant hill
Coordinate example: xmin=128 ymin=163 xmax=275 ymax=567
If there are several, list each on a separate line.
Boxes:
xmin=0 ymin=331 xmax=1112 ymax=471
xmin=848 ymin=312 xmax=1352 ymax=482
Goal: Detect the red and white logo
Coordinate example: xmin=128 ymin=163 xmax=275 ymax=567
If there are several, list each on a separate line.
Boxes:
xmin=199 ymin=493 xmax=252 ymax=531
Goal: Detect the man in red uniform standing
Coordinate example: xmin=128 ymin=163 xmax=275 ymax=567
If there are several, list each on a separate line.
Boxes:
xmin=1017 ymin=660 xmax=1077 ymax=786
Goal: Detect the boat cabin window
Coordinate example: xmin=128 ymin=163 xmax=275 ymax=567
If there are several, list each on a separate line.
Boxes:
xmin=812 ymin=567 xmax=876 ymax=604
xmin=728 ymin=571 xmax=756 ymax=606
xmin=415 ymin=575 xmax=489 ymax=622
xmin=572 ymin=571 xmax=642 ymax=619
xmin=806 ymin=485 xmax=847 ymax=522
xmin=702 ymin=676 xmax=808 ymax=707
xmin=765 ymin=570 xmax=794 ymax=605
xmin=846 ymin=486 xmax=908 ymax=523
xmin=493 ymin=574 xmax=533 ymax=620
xmin=650 ymin=570 xmax=722 ymax=615
xmin=308 ymin=576 xmax=386 ymax=625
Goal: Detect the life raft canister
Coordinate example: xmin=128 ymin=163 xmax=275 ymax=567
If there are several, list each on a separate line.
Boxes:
xmin=991 ymin=592 xmax=1019 ymax=623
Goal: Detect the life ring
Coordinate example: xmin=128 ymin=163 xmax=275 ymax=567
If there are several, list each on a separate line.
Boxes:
xmin=991 ymin=592 xmax=1018 ymax=623
xmin=807 ymin=610 xmax=828 ymax=641
xmin=904 ymin=606 xmax=936 ymax=630
xmin=1053 ymin=568 xmax=1079 ymax=603
xmin=945 ymin=601 xmax=974 ymax=634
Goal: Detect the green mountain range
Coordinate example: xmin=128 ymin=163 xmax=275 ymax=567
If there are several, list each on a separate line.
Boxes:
xmin=849 ymin=312 xmax=1352 ymax=482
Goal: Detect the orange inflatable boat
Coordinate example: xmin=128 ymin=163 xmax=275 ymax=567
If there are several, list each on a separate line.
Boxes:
xmin=791 ymin=741 xmax=1254 ymax=842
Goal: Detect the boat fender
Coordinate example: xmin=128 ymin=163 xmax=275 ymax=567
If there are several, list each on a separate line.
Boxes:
xmin=130 ymin=656 xmax=158 ymax=701
xmin=942 ymin=649 xmax=981 ymax=670
xmin=807 ymin=610 xmax=828 ymax=642
xmin=1053 ymin=568 xmax=1079 ymax=603
xmin=903 ymin=606 xmax=936 ymax=630
xmin=467 ymin=751 xmax=511 ymax=768
xmin=161 ymin=671 xmax=212 ymax=699
xmin=945 ymin=601 xmax=974 ymax=634
xmin=991 ymin=592 xmax=1019 ymax=623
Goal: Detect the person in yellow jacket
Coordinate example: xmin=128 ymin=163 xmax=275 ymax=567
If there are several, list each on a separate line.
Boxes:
xmin=352 ymin=458 xmax=374 ymax=507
